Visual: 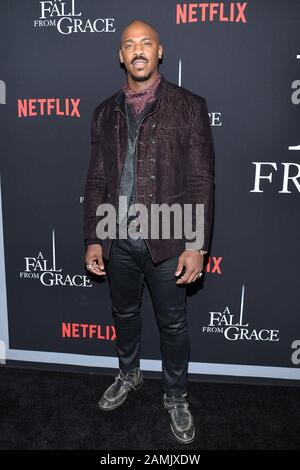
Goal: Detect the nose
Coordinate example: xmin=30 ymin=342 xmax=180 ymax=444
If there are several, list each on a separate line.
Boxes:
xmin=133 ymin=43 xmax=144 ymax=56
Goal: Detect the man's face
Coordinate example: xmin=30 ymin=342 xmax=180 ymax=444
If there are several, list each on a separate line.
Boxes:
xmin=119 ymin=23 xmax=163 ymax=82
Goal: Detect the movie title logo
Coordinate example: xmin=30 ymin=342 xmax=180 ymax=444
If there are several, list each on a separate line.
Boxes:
xmin=34 ymin=0 xmax=116 ymax=35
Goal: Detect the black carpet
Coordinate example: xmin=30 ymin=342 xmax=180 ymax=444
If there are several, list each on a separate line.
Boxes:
xmin=0 ymin=367 xmax=299 ymax=450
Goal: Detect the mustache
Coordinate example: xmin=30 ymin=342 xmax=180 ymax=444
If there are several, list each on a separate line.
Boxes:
xmin=131 ymin=56 xmax=148 ymax=64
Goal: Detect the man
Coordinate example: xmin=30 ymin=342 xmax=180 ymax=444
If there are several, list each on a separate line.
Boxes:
xmin=83 ymin=20 xmax=215 ymax=445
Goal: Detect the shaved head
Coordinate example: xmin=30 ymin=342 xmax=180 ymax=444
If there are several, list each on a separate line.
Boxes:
xmin=120 ymin=20 xmax=160 ymax=46
xmin=119 ymin=20 xmax=163 ymax=88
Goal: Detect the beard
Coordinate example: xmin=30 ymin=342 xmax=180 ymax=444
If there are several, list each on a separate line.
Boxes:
xmin=129 ymin=70 xmax=153 ymax=82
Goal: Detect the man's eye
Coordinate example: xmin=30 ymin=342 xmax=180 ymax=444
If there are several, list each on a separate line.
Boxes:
xmin=125 ymin=44 xmax=132 ymax=48
xmin=144 ymin=42 xmax=151 ymax=46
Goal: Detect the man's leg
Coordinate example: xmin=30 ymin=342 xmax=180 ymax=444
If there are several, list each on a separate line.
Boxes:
xmin=106 ymin=237 xmax=147 ymax=373
xmin=143 ymin=251 xmax=189 ymax=397
xmin=142 ymin=243 xmax=195 ymax=444
xmin=98 ymin=236 xmax=146 ymax=411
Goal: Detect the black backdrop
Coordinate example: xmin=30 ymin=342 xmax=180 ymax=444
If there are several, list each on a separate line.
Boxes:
xmin=0 ymin=0 xmax=299 ymax=383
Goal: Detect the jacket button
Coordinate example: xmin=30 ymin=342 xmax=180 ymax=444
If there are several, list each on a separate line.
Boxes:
xmin=150 ymin=157 xmax=155 ymax=162
xmin=150 ymin=175 xmax=156 ymax=181
xmin=114 ymin=124 xmax=117 ymax=129
xmin=152 ymin=123 xmax=156 ymax=128
xmin=107 ymin=193 xmax=110 ymax=198
xmin=151 ymin=139 xmax=155 ymax=144
xmin=149 ymin=193 xmax=153 ymax=198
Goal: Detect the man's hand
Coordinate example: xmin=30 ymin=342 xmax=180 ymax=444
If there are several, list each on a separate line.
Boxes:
xmin=85 ymin=244 xmax=106 ymax=276
xmin=175 ymin=250 xmax=204 ymax=285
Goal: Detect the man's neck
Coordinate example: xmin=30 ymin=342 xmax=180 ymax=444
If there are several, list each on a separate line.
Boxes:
xmin=126 ymin=70 xmax=160 ymax=92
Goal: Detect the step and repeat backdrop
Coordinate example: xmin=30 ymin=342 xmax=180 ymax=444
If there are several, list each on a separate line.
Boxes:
xmin=0 ymin=0 xmax=299 ymax=383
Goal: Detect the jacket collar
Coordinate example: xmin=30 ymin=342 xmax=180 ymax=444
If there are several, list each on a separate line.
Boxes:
xmin=114 ymin=73 xmax=166 ymax=116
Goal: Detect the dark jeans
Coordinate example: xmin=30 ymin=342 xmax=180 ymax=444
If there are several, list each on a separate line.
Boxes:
xmin=106 ymin=229 xmax=190 ymax=397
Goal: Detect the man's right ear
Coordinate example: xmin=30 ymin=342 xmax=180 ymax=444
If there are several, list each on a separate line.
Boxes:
xmin=119 ymin=49 xmax=124 ymax=63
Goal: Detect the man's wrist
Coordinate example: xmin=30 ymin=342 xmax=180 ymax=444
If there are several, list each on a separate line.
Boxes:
xmin=85 ymin=238 xmax=102 ymax=247
xmin=186 ymin=248 xmax=208 ymax=255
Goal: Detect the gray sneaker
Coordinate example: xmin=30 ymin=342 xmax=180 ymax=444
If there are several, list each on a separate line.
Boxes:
xmin=98 ymin=367 xmax=143 ymax=411
xmin=163 ymin=392 xmax=195 ymax=444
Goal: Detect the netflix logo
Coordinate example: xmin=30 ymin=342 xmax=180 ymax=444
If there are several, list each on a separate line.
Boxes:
xmin=17 ymin=98 xmax=80 ymax=118
xmin=176 ymin=2 xmax=248 ymax=24
xmin=62 ymin=322 xmax=116 ymax=341
xmin=205 ymin=256 xmax=222 ymax=275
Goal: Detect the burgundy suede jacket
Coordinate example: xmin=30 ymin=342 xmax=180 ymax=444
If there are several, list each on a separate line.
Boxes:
xmin=83 ymin=74 xmax=215 ymax=263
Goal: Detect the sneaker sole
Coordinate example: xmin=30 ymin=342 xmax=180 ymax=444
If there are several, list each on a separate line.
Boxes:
xmin=170 ymin=422 xmax=195 ymax=445
xmin=97 ymin=381 xmax=143 ymax=412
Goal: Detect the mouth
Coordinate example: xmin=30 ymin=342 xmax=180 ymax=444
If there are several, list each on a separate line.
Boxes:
xmin=132 ymin=59 xmax=148 ymax=69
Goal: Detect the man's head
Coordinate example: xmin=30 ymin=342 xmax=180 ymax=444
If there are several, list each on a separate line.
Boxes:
xmin=119 ymin=20 xmax=163 ymax=82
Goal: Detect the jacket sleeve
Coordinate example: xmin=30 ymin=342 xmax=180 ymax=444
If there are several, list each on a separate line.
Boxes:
xmin=83 ymin=107 xmax=107 ymax=247
xmin=185 ymin=97 xmax=215 ymax=252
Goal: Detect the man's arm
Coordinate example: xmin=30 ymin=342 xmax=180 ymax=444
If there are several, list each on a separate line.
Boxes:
xmin=175 ymin=97 xmax=215 ymax=284
xmin=83 ymin=106 xmax=107 ymax=246
xmin=185 ymin=96 xmax=215 ymax=252
xmin=83 ymin=107 xmax=107 ymax=276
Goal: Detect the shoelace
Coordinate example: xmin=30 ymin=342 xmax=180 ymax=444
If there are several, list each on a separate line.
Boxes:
xmin=165 ymin=395 xmax=189 ymax=410
xmin=116 ymin=370 xmax=137 ymax=388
